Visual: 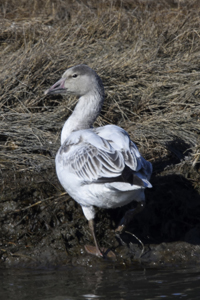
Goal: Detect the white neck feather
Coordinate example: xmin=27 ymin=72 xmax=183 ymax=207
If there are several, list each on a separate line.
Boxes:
xmin=61 ymin=90 xmax=103 ymax=145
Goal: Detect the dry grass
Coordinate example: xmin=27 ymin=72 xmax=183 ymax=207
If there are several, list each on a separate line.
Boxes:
xmin=0 ymin=0 xmax=200 ymax=252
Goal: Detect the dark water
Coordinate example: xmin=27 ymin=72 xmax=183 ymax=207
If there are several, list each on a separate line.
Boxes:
xmin=1 ymin=265 xmax=200 ymax=300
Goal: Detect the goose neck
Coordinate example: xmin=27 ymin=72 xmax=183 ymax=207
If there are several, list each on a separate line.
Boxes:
xmin=61 ymin=90 xmax=103 ymax=145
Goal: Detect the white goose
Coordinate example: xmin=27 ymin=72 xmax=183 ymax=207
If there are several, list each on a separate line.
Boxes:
xmin=45 ymin=64 xmax=152 ymax=257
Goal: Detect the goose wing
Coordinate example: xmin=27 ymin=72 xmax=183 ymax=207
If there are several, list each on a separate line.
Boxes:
xmin=94 ymin=124 xmax=152 ymax=181
xmin=56 ymin=129 xmax=125 ymax=183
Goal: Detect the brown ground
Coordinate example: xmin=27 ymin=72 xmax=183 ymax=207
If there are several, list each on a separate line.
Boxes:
xmin=0 ymin=0 xmax=200 ymax=268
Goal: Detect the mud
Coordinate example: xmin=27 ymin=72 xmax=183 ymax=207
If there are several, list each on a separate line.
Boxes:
xmin=1 ymin=159 xmax=200 ymax=268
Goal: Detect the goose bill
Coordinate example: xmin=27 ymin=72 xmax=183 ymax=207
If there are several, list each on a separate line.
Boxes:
xmin=44 ymin=78 xmax=67 ymax=95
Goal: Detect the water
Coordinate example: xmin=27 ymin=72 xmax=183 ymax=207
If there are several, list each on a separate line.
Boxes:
xmin=1 ymin=265 xmax=200 ymax=300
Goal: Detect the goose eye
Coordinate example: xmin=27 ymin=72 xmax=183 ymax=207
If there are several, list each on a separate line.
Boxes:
xmin=72 ymin=74 xmax=78 ymax=78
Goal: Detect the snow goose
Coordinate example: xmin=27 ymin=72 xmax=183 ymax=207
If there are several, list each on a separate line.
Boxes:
xmin=45 ymin=64 xmax=152 ymax=257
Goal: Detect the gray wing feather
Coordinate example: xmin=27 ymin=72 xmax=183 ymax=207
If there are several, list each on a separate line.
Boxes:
xmin=58 ymin=126 xmax=152 ymax=185
xmin=95 ymin=125 xmax=152 ymax=179
xmin=60 ymin=142 xmax=124 ymax=182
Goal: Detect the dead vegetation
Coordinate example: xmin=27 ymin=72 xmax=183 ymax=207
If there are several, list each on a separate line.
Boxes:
xmin=0 ymin=0 xmax=200 ymax=266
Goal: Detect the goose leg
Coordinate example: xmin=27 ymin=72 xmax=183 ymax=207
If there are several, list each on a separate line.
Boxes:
xmin=85 ymin=219 xmax=116 ymax=258
xmin=85 ymin=219 xmax=103 ymax=257
xmin=115 ymin=202 xmax=145 ymax=233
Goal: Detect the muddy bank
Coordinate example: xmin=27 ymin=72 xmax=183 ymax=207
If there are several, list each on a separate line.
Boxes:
xmin=1 ymin=160 xmax=200 ymax=268
xmin=1 ymin=0 xmax=200 ymax=268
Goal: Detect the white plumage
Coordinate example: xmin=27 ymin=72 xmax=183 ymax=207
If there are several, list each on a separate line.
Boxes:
xmin=45 ymin=64 xmax=152 ymax=257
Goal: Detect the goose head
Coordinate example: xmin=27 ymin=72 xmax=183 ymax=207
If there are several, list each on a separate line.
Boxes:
xmin=45 ymin=64 xmax=104 ymax=97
